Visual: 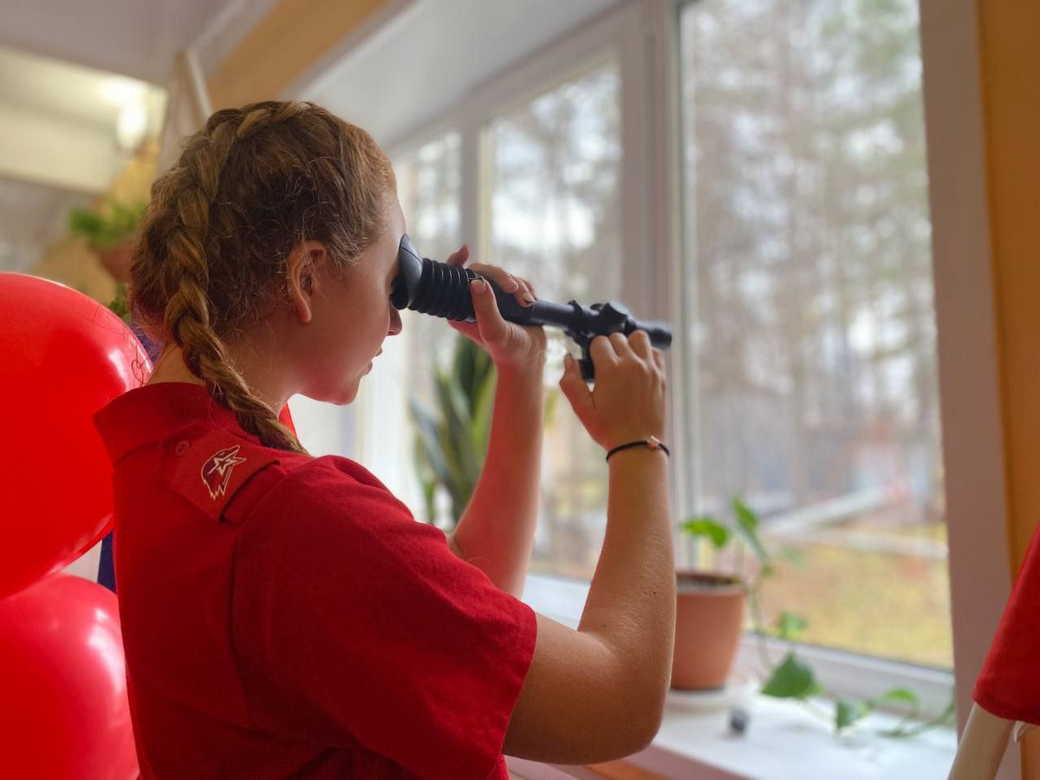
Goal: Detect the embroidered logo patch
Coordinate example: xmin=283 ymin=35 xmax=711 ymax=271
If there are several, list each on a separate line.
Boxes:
xmin=201 ymin=445 xmax=247 ymax=500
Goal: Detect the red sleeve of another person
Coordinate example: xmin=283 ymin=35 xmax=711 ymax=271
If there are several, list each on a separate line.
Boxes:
xmin=973 ymin=524 xmax=1040 ymax=724
xmin=232 ymin=455 xmax=538 ymax=779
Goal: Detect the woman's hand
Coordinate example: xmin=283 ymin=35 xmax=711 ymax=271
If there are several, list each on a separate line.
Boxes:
xmin=443 ymin=245 xmax=547 ymax=373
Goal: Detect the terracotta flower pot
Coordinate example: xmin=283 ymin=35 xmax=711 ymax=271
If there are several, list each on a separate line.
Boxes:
xmin=671 ymin=568 xmax=747 ymax=690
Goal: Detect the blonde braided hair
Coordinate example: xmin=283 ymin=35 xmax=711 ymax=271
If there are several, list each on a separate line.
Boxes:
xmin=129 ymin=100 xmax=396 ymax=452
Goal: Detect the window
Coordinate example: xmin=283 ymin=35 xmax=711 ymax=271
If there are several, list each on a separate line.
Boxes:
xmin=349 ymin=133 xmax=465 ymax=517
xmin=679 ymin=0 xmax=951 ymax=668
xmin=395 ymin=133 xmax=463 ymax=420
xmin=485 ymin=57 xmax=623 ymax=580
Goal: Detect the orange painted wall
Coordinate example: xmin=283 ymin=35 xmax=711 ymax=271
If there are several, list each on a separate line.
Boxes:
xmin=976 ymin=1 xmax=1040 ymax=775
xmin=207 ymin=0 xmax=391 ymax=110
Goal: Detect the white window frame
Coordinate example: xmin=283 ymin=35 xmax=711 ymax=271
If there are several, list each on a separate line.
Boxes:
xmin=917 ymin=0 xmax=1014 ymax=770
xmin=385 ymin=0 xmax=690 ymax=566
xmin=382 ymin=0 xmax=1012 ymax=749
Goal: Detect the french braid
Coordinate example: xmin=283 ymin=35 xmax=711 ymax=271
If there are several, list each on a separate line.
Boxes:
xmin=129 ymin=101 xmax=396 ymax=452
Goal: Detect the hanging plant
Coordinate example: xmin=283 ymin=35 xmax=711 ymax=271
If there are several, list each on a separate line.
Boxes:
xmin=69 ymin=200 xmax=146 ymax=284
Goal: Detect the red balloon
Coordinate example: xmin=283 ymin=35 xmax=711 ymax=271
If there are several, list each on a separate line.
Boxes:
xmin=0 ymin=575 xmax=138 ymax=779
xmin=0 ymin=273 xmax=151 ymax=598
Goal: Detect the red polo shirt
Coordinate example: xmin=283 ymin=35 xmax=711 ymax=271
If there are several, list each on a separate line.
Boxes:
xmin=93 ymin=382 xmax=537 ymax=779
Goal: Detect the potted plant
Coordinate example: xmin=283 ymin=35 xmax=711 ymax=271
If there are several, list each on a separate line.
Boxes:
xmin=672 ymin=497 xmax=773 ymax=690
xmin=409 ymin=335 xmax=563 ymax=530
xmin=409 ymin=335 xmax=497 ymax=531
xmin=69 ymin=200 xmax=146 ymax=285
xmin=679 ymin=498 xmax=956 ymax=736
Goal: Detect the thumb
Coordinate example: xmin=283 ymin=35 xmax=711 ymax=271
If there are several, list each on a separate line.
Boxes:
xmin=559 ymin=352 xmax=594 ymax=419
xmin=470 ymin=277 xmax=507 ymax=342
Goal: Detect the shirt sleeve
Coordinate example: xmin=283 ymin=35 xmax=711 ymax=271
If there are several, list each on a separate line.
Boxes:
xmin=232 ymin=455 xmax=538 ymax=779
xmin=973 ymin=524 xmax=1040 ymax=724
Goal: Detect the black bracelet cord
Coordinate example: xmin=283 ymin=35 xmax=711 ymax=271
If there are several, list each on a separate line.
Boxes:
xmin=605 ymin=440 xmax=671 ymax=462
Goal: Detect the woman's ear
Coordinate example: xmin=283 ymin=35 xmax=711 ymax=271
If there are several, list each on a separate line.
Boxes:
xmin=285 ymin=241 xmax=328 ymax=325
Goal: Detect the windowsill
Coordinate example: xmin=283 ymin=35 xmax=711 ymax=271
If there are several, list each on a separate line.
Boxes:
xmin=519 ymin=573 xmax=957 ymax=779
xmin=622 ymin=692 xmax=956 ymax=779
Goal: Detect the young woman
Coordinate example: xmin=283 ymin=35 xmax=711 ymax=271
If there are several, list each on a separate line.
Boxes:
xmin=93 ymin=100 xmax=674 ymax=779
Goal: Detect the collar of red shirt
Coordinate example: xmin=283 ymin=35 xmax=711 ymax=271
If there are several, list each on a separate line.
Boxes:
xmin=94 ymin=382 xmax=261 ymax=465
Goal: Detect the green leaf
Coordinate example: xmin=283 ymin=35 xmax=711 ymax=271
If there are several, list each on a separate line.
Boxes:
xmin=869 ymin=687 xmax=920 ymax=720
xmin=434 ymin=370 xmax=473 ymax=483
xmin=469 ymin=364 xmax=496 ymax=458
xmin=761 ymin=651 xmax=822 ymax=699
xmin=69 ymin=200 xmax=146 ymax=248
xmin=107 ymin=281 xmax=131 ymax=323
xmin=411 ymin=336 xmax=501 ymax=528
xmin=875 ymin=688 xmax=918 ymax=707
xmin=775 ymin=611 xmax=808 ymax=640
xmin=411 ymin=431 xmax=439 ymax=526
xmin=454 ymin=336 xmax=478 ymax=412
xmin=877 ymin=696 xmax=955 ymax=739
xmin=409 ymin=399 xmax=449 ymax=482
xmin=434 ymin=368 xmax=468 ymax=438
xmin=835 ymin=698 xmax=873 ymax=732
xmin=437 ymin=416 xmax=468 ymax=509
xmin=679 ymin=516 xmax=731 ymax=549
xmin=732 ymin=497 xmax=771 ymax=567
xmin=69 ymin=208 xmax=103 ymax=237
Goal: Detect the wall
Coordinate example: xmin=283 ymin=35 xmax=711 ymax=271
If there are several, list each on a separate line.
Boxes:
xmin=976 ymin=1 xmax=1040 ymax=775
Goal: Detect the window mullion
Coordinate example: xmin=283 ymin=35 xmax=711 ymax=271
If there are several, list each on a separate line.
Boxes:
xmin=627 ymin=0 xmax=695 ymax=570
xmin=460 ymin=115 xmax=483 ymax=258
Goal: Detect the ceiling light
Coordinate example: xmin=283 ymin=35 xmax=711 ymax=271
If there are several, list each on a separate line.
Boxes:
xmin=101 ymin=77 xmax=145 ymax=106
xmin=116 ymin=103 xmax=148 ymax=151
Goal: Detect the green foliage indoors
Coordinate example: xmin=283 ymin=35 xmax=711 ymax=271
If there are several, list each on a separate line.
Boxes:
xmin=409 ymin=334 xmax=561 ymax=532
xmin=69 ymin=201 xmax=146 ymax=250
xmin=679 ymin=499 xmax=954 ymax=737
xmin=409 ymin=336 xmax=497 ymax=532
xmin=108 ymin=282 xmax=131 ymax=325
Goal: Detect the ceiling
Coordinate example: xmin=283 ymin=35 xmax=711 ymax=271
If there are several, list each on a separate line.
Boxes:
xmin=0 ymin=44 xmax=162 ymax=133
xmin=0 ymin=0 xmax=275 ymax=272
xmin=1 ymin=0 xmax=232 ymax=85
xmin=0 ymin=0 xmax=621 ymax=272
xmin=299 ymin=0 xmax=620 ymax=148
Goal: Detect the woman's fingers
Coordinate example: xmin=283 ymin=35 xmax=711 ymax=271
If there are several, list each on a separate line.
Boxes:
xmin=468 ymin=262 xmax=530 ymax=305
xmin=514 ymin=276 xmax=537 ymax=307
xmin=446 ymin=245 xmax=470 ymax=266
xmin=628 ymin=329 xmax=653 ymax=362
xmin=450 ymin=248 xmax=537 ymax=308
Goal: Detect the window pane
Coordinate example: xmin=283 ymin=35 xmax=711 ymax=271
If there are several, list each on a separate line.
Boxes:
xmin=680 ymin=0 xmax=951 ymax=667
xmin=291 ymin=137 xmax=462 ymax=488
xmin=486 ymin=58 xmax=622 ymax=580
xmin=396 ymin=133 xmax=463 ymax=412
xmin=357 ymin=133 xmax=463 ymax=520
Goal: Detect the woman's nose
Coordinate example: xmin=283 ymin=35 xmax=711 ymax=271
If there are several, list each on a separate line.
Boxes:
xmin=388 ymin=307 xmax=403 ymax=336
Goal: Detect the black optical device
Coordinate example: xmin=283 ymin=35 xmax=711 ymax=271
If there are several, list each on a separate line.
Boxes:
xmin=390 ymin=234 xmax=671 ymax=382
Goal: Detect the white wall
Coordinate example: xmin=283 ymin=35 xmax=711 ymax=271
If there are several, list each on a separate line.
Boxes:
xmin=0 ymin=100 xmax=118 ymax=193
